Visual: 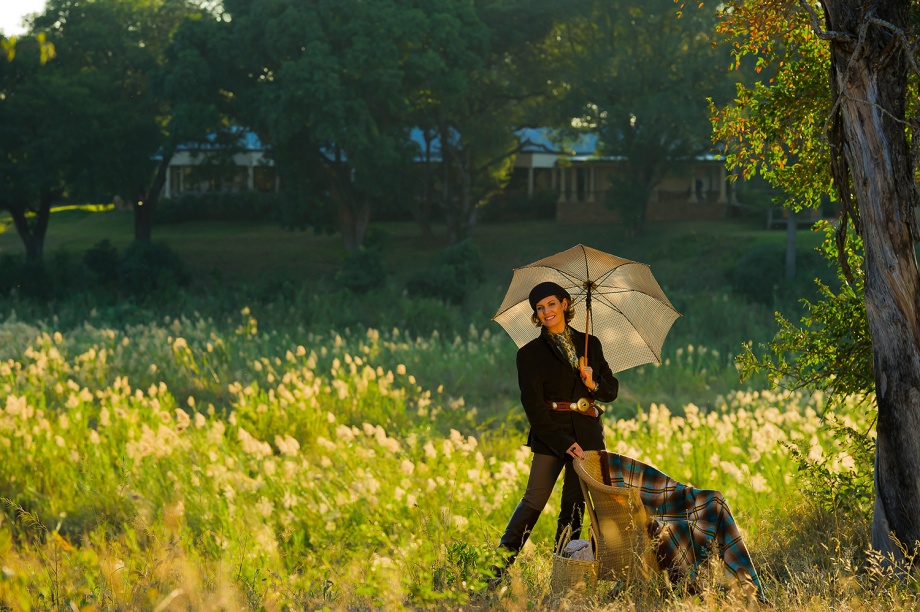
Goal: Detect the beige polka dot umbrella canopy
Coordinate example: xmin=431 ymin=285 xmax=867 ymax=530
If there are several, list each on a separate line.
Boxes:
xmin=493 ymin=244 xmax=681 ymax=373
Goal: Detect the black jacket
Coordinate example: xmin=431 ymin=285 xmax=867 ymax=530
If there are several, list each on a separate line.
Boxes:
xmin=516 ymin=327 xmax=618 ymax=458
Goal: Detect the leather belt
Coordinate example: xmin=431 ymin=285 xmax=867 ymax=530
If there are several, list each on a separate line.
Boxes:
xmin=546 ymin=398 xmax=600 ymax=418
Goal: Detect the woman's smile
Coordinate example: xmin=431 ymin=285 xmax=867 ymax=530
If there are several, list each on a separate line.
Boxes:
xmin=536 ymin=295 xmax=567 ymax=334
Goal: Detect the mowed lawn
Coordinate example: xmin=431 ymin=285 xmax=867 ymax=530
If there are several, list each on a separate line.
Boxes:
xmin=0 ymin=205 xmax=830 ymax=292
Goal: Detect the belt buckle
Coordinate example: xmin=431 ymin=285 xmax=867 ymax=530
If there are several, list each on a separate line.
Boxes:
xmin=576 ymin=397 xmax=590 ymax=412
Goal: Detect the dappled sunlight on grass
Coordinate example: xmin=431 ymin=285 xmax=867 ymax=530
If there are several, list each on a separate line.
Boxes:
xmin=50 ymin=203 xmax=115 ymax=214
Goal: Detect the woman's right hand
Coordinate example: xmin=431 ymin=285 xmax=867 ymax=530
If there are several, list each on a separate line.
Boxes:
xmin=566 ymin=442 xmax=585 ymax=460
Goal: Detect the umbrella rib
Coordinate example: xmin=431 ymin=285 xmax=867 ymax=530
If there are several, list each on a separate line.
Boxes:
xmin=591 ymin=292 xmax=674 ymax=362
xmin=524 ymin=265 xmax=583 ymax=289
xmin=591 ymin=281 xmax=677 ymax=308
xmin=590 ymin=262 xmax=658 ymax=290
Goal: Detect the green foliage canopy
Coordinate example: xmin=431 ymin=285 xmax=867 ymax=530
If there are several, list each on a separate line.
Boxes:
xmin=555 ymin=0 xmax=736 ymax=234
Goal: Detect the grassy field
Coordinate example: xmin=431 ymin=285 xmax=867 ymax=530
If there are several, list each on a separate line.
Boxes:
xmin=0 ymin=209 xmax=906 ymax=610
xmin=0 ymin=206 xmax=826 ymax=285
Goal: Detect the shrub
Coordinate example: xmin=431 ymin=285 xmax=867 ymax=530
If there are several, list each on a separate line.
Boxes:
xmin=335 ymin=245 xmax=386 ymax=294
xmin=0 ymin=254 xmax=85 ymax=300
xmin=332 ymin=227 xmax=392 ymax=294
xmin=734 ymin=243 xmax=784 ymax=305
xmin=117 ymin=241 xmax=189 ymax=296
xmin=0 ymin=256 xmax=52 ymax=299
xmin=406 ymin=240 xmax=484 ymax=304
xmin=0 ymin=254 xmax=25 ymax=297
xmin=83 ymin=239 xmax=120 ymax=286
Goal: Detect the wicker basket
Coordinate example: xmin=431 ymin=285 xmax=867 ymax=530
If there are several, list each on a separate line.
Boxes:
xmin=549 ymin=525 xmax=599 ymax=595
xmin=573 ymin=452 xmax=659 ymax=583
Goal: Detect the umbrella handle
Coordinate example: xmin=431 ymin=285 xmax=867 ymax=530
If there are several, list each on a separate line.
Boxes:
xmin=581 ymin=298 xmax=591 ymax=374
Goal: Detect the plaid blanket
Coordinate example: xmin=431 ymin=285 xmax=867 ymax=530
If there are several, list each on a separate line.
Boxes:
xmin=598 ymin=450 xmax=766 ymax=602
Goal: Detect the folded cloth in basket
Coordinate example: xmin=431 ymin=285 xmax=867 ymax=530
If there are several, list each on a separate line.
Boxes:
xmin=563 ymin=538 xmax=594 ymax=561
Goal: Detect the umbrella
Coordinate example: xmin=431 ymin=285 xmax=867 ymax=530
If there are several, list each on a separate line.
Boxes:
xmin=492 ymin=244 xmax=681 ymax=373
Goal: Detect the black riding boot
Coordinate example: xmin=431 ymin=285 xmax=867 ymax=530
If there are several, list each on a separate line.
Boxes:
xmin=490 ymin=503 xmax=542 ymax=585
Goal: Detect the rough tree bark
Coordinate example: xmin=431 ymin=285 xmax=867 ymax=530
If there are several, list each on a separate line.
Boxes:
xmin=821 ymin=0 xmax=920 ymax=561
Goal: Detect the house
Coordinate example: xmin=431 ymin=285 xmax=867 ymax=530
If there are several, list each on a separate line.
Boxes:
xmin=510 ymin=128 xmax=739 ymax=224
xmin=161 ymin=127 xmax=740 ymax=225
xmin=162 ymin=130 xmax=279 ymax=199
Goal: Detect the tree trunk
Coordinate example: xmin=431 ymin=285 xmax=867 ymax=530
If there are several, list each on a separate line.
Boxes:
xmin=823 ymin=0 xmax=920 ymax=561
xmin=441 ymin=147 xmax=479 ymax=245
xmin=326 ymin=162 xmax=370 ymax=253
xmin=339 ymin=196 xmax=371 ymax=253
xmin=411 ymin=134 xmax=435 ymax=239
xmin=9 ymin=192 xmax=54 ymax=262
xmin=135 ymin=152 xmax=172 ymax=242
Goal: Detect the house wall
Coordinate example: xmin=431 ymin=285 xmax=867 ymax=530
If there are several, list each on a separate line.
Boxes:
xmin=162 ymin=151 xmax=279 ymax=199
xmin=555 ymin=159 xmax=734 ymax=224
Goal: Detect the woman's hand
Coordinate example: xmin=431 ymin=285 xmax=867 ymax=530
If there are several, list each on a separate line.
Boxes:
xmin=566 ymin=442 xmax=585 ymax=460
xmin=580 ymin=365 xmax=597 ymax=391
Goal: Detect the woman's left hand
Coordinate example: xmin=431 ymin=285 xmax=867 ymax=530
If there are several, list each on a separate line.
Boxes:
xmin=580 ymin=365 xmax=596 ymax=391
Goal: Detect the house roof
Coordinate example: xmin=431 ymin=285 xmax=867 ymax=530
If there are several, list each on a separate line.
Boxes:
xmin=515 ymin=128 xmax=598 ymax=156
xmin=169 ymin=126 xmax=723 ymax=163
xmin=175 ymin=126 xmax=266 ymax=152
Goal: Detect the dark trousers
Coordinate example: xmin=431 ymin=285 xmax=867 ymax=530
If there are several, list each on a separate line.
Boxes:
xmin=520 ymin=452 xmax=586 ymax=544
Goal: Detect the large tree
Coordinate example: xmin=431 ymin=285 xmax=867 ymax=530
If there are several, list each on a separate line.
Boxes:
xmin=715 ymin=0 xmax=920 ymax=562
xmin=215 ymin=0 xmax=576 ymax=249
xmin=0 ymin=33 xmax=58 ymax=262
xmin=555 ymin=0 xmax=735 ymax=235
xmin=0 ymin=36 xmax=94 ymax=261
xmin=216 ymin=0 xmax=428 ymax=253
xmin=28 ymin=0 xmax=218 ymax=244
xmin=412 ymin=0 xmax=564 ymax=244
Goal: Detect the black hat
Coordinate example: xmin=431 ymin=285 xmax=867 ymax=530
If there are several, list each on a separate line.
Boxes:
xmin=528 ymin=281 xmax=571 ymax=311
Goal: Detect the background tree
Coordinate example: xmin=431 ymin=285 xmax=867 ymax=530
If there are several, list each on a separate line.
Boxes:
xmin=556 ymin=0 xmax=735 ymax=235
xmin=715 ymin=0 xmax=920 ymax=562
xmin=1 ymin=33 xmax=54 ymax=63
xmin=216 ymin=0 xmax=580 ymax=249
xmin=29 ymin=0 xmax=217 ymax=243
xmin=0 ymin=36 xmax=94 ymax=261
xmin=216 ymin=0 xmax=428 ymax=253
xmin=0 ymin=31 xmax=58 ymax=262
xmin=412 ymin=0 xmax=563 ymax=244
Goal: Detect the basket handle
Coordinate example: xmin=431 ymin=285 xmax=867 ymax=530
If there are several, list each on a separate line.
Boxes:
xmin=554 ymin=523 xmax=573 ymax=557
xmin=578 ymin=466 xmax=601 ymax=543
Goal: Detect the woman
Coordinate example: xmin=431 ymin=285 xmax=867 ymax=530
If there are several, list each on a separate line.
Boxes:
xmin=492 ymin=281 xmax=618 ymax=580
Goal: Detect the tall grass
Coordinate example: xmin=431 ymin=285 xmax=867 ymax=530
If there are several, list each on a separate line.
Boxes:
xmin=0 ymin=303 xmax=906 ymax=610
xmin=0 ymin=218 xmax=907 ymax=609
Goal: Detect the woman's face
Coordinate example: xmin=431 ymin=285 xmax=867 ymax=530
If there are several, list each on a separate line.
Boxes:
xmin=535 ymin=295 xmax=567 ymax=334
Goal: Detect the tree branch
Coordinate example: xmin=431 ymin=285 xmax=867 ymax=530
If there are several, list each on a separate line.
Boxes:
xmin=798 ymin=0 xmax=854 ymax=42
xmin=866 ymin=16 xmax=920 ymax=79
xmin=839 ymin=92 xmax=914 ymax=129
